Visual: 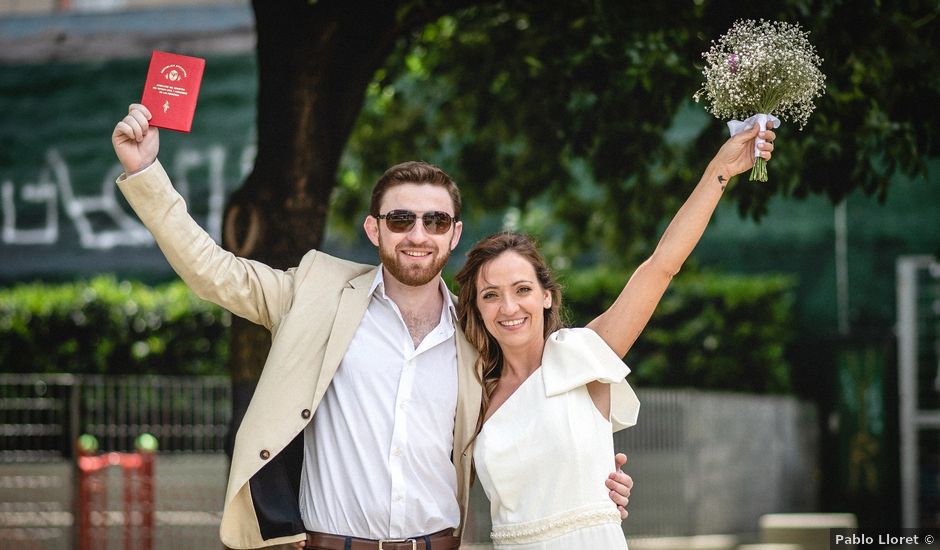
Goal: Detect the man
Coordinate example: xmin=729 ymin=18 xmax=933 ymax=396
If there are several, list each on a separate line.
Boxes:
xmin=112 ymin=104 xmax=632 ymax=550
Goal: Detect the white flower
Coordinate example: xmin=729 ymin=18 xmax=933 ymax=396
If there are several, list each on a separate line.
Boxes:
xmin=693 ymin=19 xmax=826 ymax=130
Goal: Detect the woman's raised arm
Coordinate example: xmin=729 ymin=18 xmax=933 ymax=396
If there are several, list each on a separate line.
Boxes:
xmin=587 ymin=122 xmax=776 ymax=357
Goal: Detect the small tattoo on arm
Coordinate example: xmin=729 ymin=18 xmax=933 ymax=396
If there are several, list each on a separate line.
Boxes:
xmin=717 ymin=175 xmax=727 ymax=191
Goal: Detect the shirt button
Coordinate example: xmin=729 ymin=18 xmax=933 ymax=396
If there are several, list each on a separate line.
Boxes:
xmin=392 ymin=448 xmax=401 ymax=456
xmin=260 ymin=449 xmax=270 ymax=460
xmin=301 ymin=409 xmax=311 ymax=419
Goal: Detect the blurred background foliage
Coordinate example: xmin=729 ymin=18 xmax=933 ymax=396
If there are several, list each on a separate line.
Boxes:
xmin=563 ymin=269 xmax=796 ymax=393
xmin=332 ymin=0 xmax=939 ymax=270
xmin=1 ymin=271 xmax=795 ymax=394
xmin=0 ymin=277 xmax=229 ymax=375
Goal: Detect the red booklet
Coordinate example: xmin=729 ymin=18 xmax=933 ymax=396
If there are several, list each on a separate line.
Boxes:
xmin=140 ymin=51 xmax=205 ymax=133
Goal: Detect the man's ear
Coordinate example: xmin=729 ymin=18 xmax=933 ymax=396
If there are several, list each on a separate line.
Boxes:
xmin=364 ymin=215 xmax=380 ymax=247
xmin=449 ymin=220 xmax=464 ymax=251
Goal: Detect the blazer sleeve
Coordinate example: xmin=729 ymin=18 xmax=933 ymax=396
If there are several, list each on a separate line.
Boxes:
xmin=117 ymin=160 xmax=294 ymax=330
xmin=541 ymin=327 xmax=640 ymax=432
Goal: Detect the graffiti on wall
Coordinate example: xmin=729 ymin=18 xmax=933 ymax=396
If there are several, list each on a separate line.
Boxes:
xmin=1 ymin=144 xmax=255 ymax=250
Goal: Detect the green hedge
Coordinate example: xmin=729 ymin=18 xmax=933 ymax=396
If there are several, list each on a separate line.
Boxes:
xmin=0 ymin=276 xmax=229 ymax=375
xmin=563 ymin=268 xmax=796 ymax=394
xmin=2 ymin=270 xmax=793 ymax=392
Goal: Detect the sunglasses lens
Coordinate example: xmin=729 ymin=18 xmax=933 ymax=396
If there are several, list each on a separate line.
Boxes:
xmin=385 ymin=211 xmax=416 ymax=233
xmin=423 ymin=212 xmax=453 ymax=235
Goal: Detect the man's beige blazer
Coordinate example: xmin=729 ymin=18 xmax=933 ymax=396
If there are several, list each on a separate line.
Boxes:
xmin=118 ymin=161 xmax=482 ymax=549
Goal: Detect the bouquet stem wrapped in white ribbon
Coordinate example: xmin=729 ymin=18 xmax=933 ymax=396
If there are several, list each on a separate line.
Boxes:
xmin=694 ymin=19 xmax=826 ymax=182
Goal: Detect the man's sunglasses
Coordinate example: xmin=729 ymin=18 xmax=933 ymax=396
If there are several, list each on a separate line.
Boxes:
xmin=375 ymin=210 xmax=457 ymax=235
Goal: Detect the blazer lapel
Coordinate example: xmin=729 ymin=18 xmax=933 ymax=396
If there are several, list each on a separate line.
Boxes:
xmin=312 ymin=269 xmax=376 ymax=405
xmin=454 ymin=329 xmax=482 ymax=445
xmin=452 ymin=325 xmax=481 ymax=536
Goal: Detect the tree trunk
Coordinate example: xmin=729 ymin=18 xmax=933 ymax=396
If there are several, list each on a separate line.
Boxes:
xmin=221 ymin=0 xmax=450 ymax=459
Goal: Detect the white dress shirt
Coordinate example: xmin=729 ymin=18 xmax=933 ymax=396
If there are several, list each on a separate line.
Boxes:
xmin=298 ymin=267 xmax=460 ymax=539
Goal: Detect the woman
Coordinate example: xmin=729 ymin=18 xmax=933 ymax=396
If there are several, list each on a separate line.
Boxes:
xmin=455 ymin=122 xmax=775 ymax=549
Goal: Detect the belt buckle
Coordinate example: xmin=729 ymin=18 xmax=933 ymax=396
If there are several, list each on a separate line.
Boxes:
xmin=378 ymin=538 xmax=416 ymax=550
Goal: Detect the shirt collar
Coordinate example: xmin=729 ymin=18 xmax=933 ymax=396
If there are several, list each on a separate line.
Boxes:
xmin=369 ymin=266 xmax=457 ymax=326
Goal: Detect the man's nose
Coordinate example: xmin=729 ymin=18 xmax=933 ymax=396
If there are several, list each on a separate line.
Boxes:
xmin=405 ymin=217 xmax=432 ymax=241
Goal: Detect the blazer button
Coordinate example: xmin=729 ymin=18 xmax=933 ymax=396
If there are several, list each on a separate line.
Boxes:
xmin=301 ymin=409 xmax=311 ymax=419
xmin=260 ymin=449 xmax=270 ymax=460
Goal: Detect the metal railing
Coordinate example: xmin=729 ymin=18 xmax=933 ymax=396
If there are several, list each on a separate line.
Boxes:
xmin=0 ymin=373 xmax=230 ymax=550
xmin=0 ymin=373 xmax=230 ymax=461
xmin=897 ymin=255 xmax=940 ymax=528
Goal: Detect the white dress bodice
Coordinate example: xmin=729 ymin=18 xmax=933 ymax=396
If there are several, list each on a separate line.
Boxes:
xmin=473 ymin=328 xmax=640 ymax=549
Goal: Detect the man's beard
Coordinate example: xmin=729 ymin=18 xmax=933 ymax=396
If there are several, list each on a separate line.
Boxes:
xmin=379 ymin=237 xmax=451 ymax=287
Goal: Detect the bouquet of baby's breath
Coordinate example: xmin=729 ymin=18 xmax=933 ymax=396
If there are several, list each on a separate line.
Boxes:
xmin=694 ymin=19 xmax=826 ymax=181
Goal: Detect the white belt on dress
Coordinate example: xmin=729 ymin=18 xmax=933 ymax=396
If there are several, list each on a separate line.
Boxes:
xmin=490 ymin=502 xmax=622 ymax=545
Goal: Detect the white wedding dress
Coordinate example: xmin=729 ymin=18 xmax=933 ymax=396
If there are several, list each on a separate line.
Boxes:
xmin=474 ymin=328 xmax=641 ymax=549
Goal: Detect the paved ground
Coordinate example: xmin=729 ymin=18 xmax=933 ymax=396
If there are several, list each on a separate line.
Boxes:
xmin=0 ymin=455 xmax=224 ymax=550
xmin=0 ymin=456 xmax=497 ymax=550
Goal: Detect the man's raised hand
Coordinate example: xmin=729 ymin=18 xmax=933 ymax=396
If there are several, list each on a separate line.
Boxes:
xmin=112 ymin=103 xmax=159 ymax=175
